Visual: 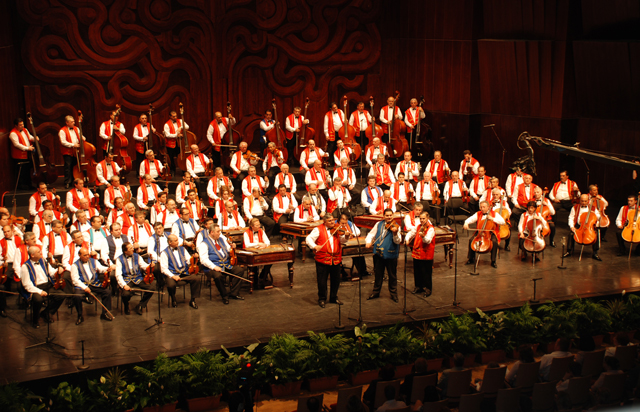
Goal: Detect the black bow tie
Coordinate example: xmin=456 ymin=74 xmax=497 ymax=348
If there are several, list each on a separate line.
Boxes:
xmin=172 ymin=247 xmax=178 ymax=251
xmin=191 ymin=201 xmax=195 ymax=204
xmin=139 ymin=225 xmax=144 ymax=228
xmin=146 ymin=185 xmax=151 ymax=187
xmin=40 ymin=194 xmax=46 ymax=198
xmin=561 ymin=182 xmax=566 ymax=184
xmin=252 ymin=177 xmax=256 ymax=180
xmin=525 ymin=185 xmax=530 ymax=188
xmin=54 ymin=234 xmax=60 ymax=237
xmin=45 ymin=223 xmax=51 ymax=226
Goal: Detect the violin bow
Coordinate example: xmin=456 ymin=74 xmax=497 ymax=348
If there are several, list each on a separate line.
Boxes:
xmin=85 ymin=289 xmax=116 ymax=320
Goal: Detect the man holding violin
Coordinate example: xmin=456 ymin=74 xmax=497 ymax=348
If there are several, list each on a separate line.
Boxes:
xmin=463 ymin=201 xmax=505 ymax=269
xmin=230 ymin=141 xmax=253 ymax=183
xmin=160 ymin=234 xmax=201 ymax=309
xmin=405 ymin=211 xmax=435 ymax=297
xmin=366 ymin=208 xmax=402 ymax=302
xmin=116 ymin=242 xmax=155 ymax=316
xmin=71 ymin=247 xmax=115 ymax=324
xmin=564 ymin=194 xmax=601 ymax=261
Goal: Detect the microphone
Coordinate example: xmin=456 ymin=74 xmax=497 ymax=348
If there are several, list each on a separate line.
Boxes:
xmin=483 ymin=124 xmax=496 ymax=128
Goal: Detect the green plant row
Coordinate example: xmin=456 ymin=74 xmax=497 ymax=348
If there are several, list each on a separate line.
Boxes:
xmin=3 ymin=294 xmax=640 ymax=411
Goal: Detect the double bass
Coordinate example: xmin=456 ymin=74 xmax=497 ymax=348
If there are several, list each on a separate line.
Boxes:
xmin=175 ymin=103 xmax=198 ymax=173
xmin=26 ymin=113 xmax=57 ymax=185
xmin=470 ymin=213 xmax=495 ymax=254
xmin=295 ymin=97 xmax=315 ymax=158
xmin=410 ymin=96 xmax=432 ymax=160
xmin=387 ymin=91 xmax=408 ymax=158
xmin=338 ymin=95 xmax=361 ymax=164
xmin=264 ymin=99 xmax=288 ymax=163
xmin=148 ymin=104 xmax=171 ymax=181
xmin=364 ymin=96 xmax=383 ymax=145
xmin=73 ymin=111 xmax=98 ymax=186
xmin=573 ymin=199 xmax=598 ymax=245
xmin=107 ymin=105 xmax=132 ymax=173
xmin=221 ymin=102 xmax=241 ymax=169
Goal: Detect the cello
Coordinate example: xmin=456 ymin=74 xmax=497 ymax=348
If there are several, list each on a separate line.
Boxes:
xmin=573 ymin=199 xmax=598 ymax=246
xmin=523 ymin=213 xmax=546 ymax=253
xmin=364 ymin=96 xmax=383 ymax=145
xmin=148 ymin=104 xmax=171 ymax=180
xmin=387 ymin=91 xmax=408 ymax=158
xmin=470 ymin=212 xmax=495 ymax=254
xmin=338 ymin=95 xmax=361 ymax=164
xmin=498 ymin=194 xmax=511 ymax=241
xmin=175 ymin=102 xmax=197 ymax=173
xmin=73 ymin=111 xmax=98 ymax=186
xmin=621 ymin=195 xmax=640 ymax=244
xmin=295 ymin=97 xmax=315 ymax=158
xmin=26 ymin=113 xmax=57 ymax=186
xmin=107 ymin=105 xmax=132 ymax=173
xmin=264 ymin=99 xmax=288 ymax=163
xmin=410 ymin=96 xmax=432 ymax=160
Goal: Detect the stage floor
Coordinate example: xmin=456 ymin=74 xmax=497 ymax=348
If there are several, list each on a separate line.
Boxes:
xmin=1 ymin=224 xmax=639 ymax=384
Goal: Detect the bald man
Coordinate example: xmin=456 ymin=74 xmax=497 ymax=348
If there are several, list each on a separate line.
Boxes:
xmin=160 ymin=234 xmax=201 ymax=308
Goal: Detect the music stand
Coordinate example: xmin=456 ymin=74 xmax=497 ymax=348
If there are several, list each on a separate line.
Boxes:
xmin=386 ymin=236 xmax=417 ymax=320
xmin=347 ymin=214 xmax=379 ymax=326
xmin=145 ymin=281 xmax=179 ymax=331
xmin=26 ymin=296 xmax=66 ymax=350
xmin=437 ymin=198 xmax=461 ymax=309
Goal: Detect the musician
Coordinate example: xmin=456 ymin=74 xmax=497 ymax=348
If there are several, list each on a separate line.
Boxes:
xmin=147 ymin=222 xmax=170 ymax=287
xmin=71 ymin=210 xmax=92 ymax=233
xmin=511 ymin=174 xmax=538 ymax=217
xmin=275 ymin=164 xmax=298 ymax=200
xmin=328 ymin=177 xmax=351 ymax=218
xmin=334 ymin=139 xmax=355 ymax=166
xmin=285 ymin=106 xmax=309 ymax=166
xmin=365 ymin=137 xmax=388 ymax=167
xmin=99 ymin=110 xmax=126 ymax=156
xmin=505 ymin=167 xmax=530 ymax=200
xmin=132 ymin=113 xmax=157 ymax=173
xmin=405 ymin=211 xmax=435 ymax=296
xmin=463 ymin=201 xmax=505 ymax=268
xmin=443 ymin=171 xmax=468 ymax=213
xmin=589 ymin=184 xmax=609 ymax=242
xmin=230 ymin=141 xmax=252 ymax=182
xmin=426 ymin=151 xmax=450 ymax=193
xmin=186 ymin=144 xmax=210 ymax=196
xmin=139 ymin=150 xmax=165 ymax=181
xmin=116 ymin=243 xmax=155 ymax=315
xmin=102 ymin=222 xmax=130 ymax=293
xmin=183 ymin=190 xmax=206 ymax=222
xmin=361 ymin=175 xmax=383 ymax=211
xmin=366 ymin=208 xmax=401 ymax=302
xmin=380 ymin=96 xmax=402 ymax=147
xmin=200 ymin=224 xmax=246 ymax=304
xmin=59 ymin=115 xmax=85 ymax=189
xmin=42 ymin=220 xmax=70 ymax=264
xmin=0 ymin=225 xmax=22 ymax=315
xmin=259 ymin=109 xmax=275 ymax=154
xmin=299 ymin=139 xmax=326 ymax=172
xmin=95 ymin=152 xmax=121 ymax=192
xmin=106 ymin=197 xmax=124 ymax=227
xmin=549 ymin=171 xmax=580 ymax=213
xmin=244 ymin=217 xmax=290 ymax=288
xmin=272 ymin=184 xmax=298 ymax=229
xmin=221 ymin=200 xmax=246 ymax=231
xmin=490 ymin=188 xmax=513 ymax=251
xmin=469 ymin=166 xmax=490 ymax=213
xmin=21 ymin=246 xmax=66 ymax=328
xmin=263 ymin=142 xmax=284 ymax=191
xmin=324 ymin=102 xmax=345 ymax=166
xmin=243 ymin=187 xmax=275 ymax=236
xmin=214 ymin=187 xmax=238 ymax=219
xmin=395 ymin=151 xmax=420 ymax=183
xmin=117 ymin=202 xmax=137 ymax=234
xmin=85 ymin=216 xmax=108 ymax=253
xmin=616 ymin=194 xmax=639 ymax=256
xmin=12 ymin=232 xmax=39 ymax=307
xmin=305 ymin=160 xmax=331 ymax=193
xmin=403 ymin=98 xmax=425 ymax=147
xmin=518 ymin=201 xmax=549 ymax=262
xmin=128 ymin=211 xmax=153 ymax=255
xmin=306 ymin=214 xmax=348 ymax=308
xmin=459 ymin=150 xmax=480 ymax=186
xmin=71 ymin=247 xmax=114 ymax=324
xmin=160 ymin=234 xmax=201 ymax=309
xmin=0 ymin=213 xmax=24 ymax=240
xmin=415 ymin=171 xmax=440 ymax=214
xmin=172 ymin=207 xmax=199 ymax=253
xmin=242 ymin=166 xmax=268 ymax=199
xmin=163 ymin=110 xmax=189 ymax=173
xmin=33 ymin=210 xmax=54 ymax=242
xmin=479 ymin=177 xmax=506 ymax=203
xmin=390 ymin=172 xmax=414 ymax=209
xmin=10 ymin=117 xmax=35 ymax=190
xmin=178 ymin=171 xmax=198 ymax=205
xmin=334 ymin=158 xmax=357 ymax=194
xmin=564 ymin=194 xmax=601 ymax=261
xmin=306 ymin=183 xmax=327 ymax=218
xmin=66 ymin=178 xmax=95 ymax=214
xmin=29 ymin=183 xmax=59 ymax=219
xmin=369 ymin=154 xmax=396 ymax=190
xmin=370 ymin=190 xmax=397 ymax=216
xmin=349 ymin=101 xmax=372 ymax=148
xmin=207 ymin=111 xmax=236 ymax=167
xmin=337 ymin=213 xmax=370 ymax=279
xmin=294 ymin=197 xmax=320 ymax=223
xmin=137 ymin=174 xmax=161 ymax=211
xmin=149 ymin=191 xmax=168 ymax=224
xmin=403 ymin=203 xmax=424 ymax=233
xmin=73 ymin=198 xmax=99 ymax=224
xmin=533 ymin=186 xmax=556 ymax=248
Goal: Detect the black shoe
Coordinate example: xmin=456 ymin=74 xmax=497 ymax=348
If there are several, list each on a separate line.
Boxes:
xmin=491 ymin=262 xmax=498 ymax=268
xmin=563 ymin=251 xmax=572 ymax=258
xmin=230 ymin=295 xmax=244 ymax=300
xmin=32 ymin=321 xmax=39 ymax=329
xmin=423 ymin=289 xmax=432 ymax=297
xmin=189 ymin=300 xmax=198 ymax=309
xmin=223 ymin=298 xmax=229 ymax=305
xmin=412 ymin=288 xmax=424 ymax=294
xmin=76 ymin=316 xmax=84 ymax=325
xmin=593 ymin=254 xmax=602 ymax=261
xmin=0 ymin=310 xmax=6 ymax=318
xmin=171 ymin=299 xmax=177 ymax=308
xmin=83 ymin=296 xmax=93 ymax=304
xmin=505 ymin=245 xmax=511 ymax=252
xmin=391 ymin=296 xmax=399 ymax=303
xmin=100 ymin=314 xmax=113 ymax=321
xmin=319 ymin=300 xmax=325 ymax=308
xmin=367 ymin=294 xmax=379 ymax=300
xmin=521 ymin=255 xmax=527 ymax=262
xmin=124 ymin=304 xmax=130 ymax=315
xmin=135 ymin=305 xmax=143 ymax=315
xmin=551 ymin=242 xmax=556 ymax=248
xmin=465 ymin=260 xmax=473 ymax=265
xmin=330 ymin=299 xmax=343 ymax=305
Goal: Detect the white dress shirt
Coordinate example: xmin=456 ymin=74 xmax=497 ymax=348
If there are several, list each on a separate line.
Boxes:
xmin=71 ymin=259 xmax=110 ymax=289
xmin=115 ymin=254 xmax=150 ymax=287
xmin=243 ymin=196 xmax=269 ymax=219
xmin=21 ymin=260 xmax=57 ymax=294
xmin=160 ymin=247 xmax=191 ymax=278
xmin=198 ymin=234 xmax=232 ymax=270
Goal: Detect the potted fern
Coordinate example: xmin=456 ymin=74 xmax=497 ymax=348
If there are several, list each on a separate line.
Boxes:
xmin=133 ymin=353 xmax=183 ymax=412
xmin=379 ymin=324 xmax=425 ymax=378
xmin=475 ymin=309 xmax=513 ymax=363
xmin=417 ymin=322 xmax=445 ymax=371
xmin=503 ymin=303 xmax=542 ymax=358
xmin=569 ymin=298 xmax=612 ymax=346
xmin=346 ymin=324 xmax=386 ymax=385
xmin=180 ymin=348 xmax=231 ymax=412
xmin=86 ymin=368 xmax=137 ymax=412
xmin=537 ymin=301 xmax=578 ymax=352
xmin=431 ymin=312 xmax=486 ymax=367
xmin=305 ymin=331 xmax=350 ymax=391
xmin=48 ymin=382 xmax=87 ymax=412
xmin=0 ymin=382 xmax=45 ymax=412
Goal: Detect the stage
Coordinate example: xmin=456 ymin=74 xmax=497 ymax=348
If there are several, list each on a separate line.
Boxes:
xmin=1 ymin=221 xmax=639 ymax=385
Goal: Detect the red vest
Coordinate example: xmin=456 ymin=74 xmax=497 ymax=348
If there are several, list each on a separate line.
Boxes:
xmin=350 ymin=110 xmax=370 ymax=134
xmin=404 ymin=108 xmax=420 ymax=131
xmin=70 ymin=188 xmax=91 ymax=210
xmin=101 ymin=121 xmax=123 ymax=150
xmin=273 ymin=193 xmax=294 ymax=221
xmin=120 ymin=213 xmax=136 ymax=234
xmin=461 ymin=158 xmax=479 ymax=178
xmin=391 ymin=182 xmax=410 ymax=201
xmin=164 ymin=119 xmax=184 ymax=148
xmin=186 ymin=199 xmax=204 ymax=219
xmin=325 ymin=110 xmax=344 ymax=140
xmin=285 ymin=114 xmax=303 ymax=140
xmin=67 ymin=241 xmax=90 ymax=265
xmin=10 ymin=128 xmax=31 ymax=159
xmin=131 ymin=222 xmax=153 ymax=242
xmin=374 ymin=163 xmax=392 ymax=186
xmin=429 ymin=160 xmax=447 ymax=184
xmin=209 ymin=118 xmax=228 ymax=151
xmin=475 ymin=211 xmax=501 ymax=243
xmin=0 ymin=236 xmax=23 ymax=260
xmin=47 ymin=231 xmax=69 ymax=256
xmin=314 ymin=225 xmax=342 ymax=265
xmin=448 ymin=180 xmax=464 ymax=198
xmin=306 ymin=168 xmax=328 ymax=190
xmin=516 ymin=183 xmax=538 ymax=207
xmin=243 ymin=229 xmax=266 ymax=248
xmin=509 ymin=173 xmax=530 ymax=195
xmin=222 ymin=210 xmax=240 ymax=227
xmin=31 ymin=191 xmax=55 ymax=212
xmin=140 ymin=184 xmax=159 ymax=205
xmin=327 ymin=187 xmax=346 ymax=213
xmin=552 ymin=180 xmax=576 ymax=198
xmin=187 ymin=153 xmax=207 ymax=171
xmin=60 ymin=126 xmax=80 ymax=156
xmin=97 ymin=160 xmax=118 ymax=186
xmin=412 ymin=223 xmax=435 ymax=260
xmin=471 ymin=176 xmax=490 ymax=195
xmin=300 ymin=148 xmax=323 ymax=171
xmin=134 ymin=124 xmax=147 ymax=153
xmin=381 ymin=106 xmax=400 ymax=134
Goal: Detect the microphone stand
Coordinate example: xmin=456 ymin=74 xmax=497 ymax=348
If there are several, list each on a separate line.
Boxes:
xmin=437 ymin=193 xmax=461 ymax=309
xmin=348 ymin=214 xmax=379 ymax=326
xmin=146 ymin=270 xmax=180 ymax=331
xmin=26 ymin=295 xmax=66 ymax=350
xmin=386 ymin=222 xmax=416 ymax=320
xmin=488 ymin=125 xmax=507 ymax=183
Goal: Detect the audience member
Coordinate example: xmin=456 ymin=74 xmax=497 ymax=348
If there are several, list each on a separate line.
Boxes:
xmin=346 ymin=394 xmax=366 ymax=412
xmin=605 ymin=331 xmax=632 ymax=357
xmin=540 ymin=338 xmax=572 ymax=381
xmin=376 ymin=385 xmax=406 ymax=411
xmin=399 ymin=357 xmax=431 ymax=402
xmin=505 ymin=345 xmax=535 ymax=386
xmin=363 ymin=364 xmax=396 ymax=410
xmin=438 ymin=352 xmax=467 ymax=395
xmin=591 ymin=356 xmax=623 ymax=392
xmin=306 ymin=396 xmax=321 ymax=412
xmin=556 ymin=361 xmax=582 ymax=392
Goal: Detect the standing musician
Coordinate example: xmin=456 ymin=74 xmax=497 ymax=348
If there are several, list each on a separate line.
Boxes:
xmin=59 ymin=115 xmax=85 ymax=189
xmin=468 ymin=166 xmax=490 ymax=213
xmin=518 ymin=201 xmax=549 ymax=262
xmin=242 ymin=166 xmax=268 ymax=199
xmin=285 ymin=106 xmax=309 ymax=166
xmin=243 ymin=187 xmax=275 ymax=236
xmin=184 ymin=189 xmax=206 ymax=222
xmin=272 ymin=184 xmax=298 ymax=229
xmin=0 ymin=225 xmax=23 ymax=315
xmin=306 ymin=215 xmax=348 ymax=308
xmin=405 ymin=211 xmax=435 ymax=297
xmin=459 ymin=150 xmax=480 ymax=186
xmin=147 ymin=222 xmax=170 ymax=287
xmin=366 ymin=208 xmax=401 ymax=302
xmin=589 ymin=184 xmax=609 ymax=242
xmin=305 ymin=160 xmax=331 ymax=193
xmin=139 ymin=150 xmax=165 ymax=181
xmin=426 ymin=151 xmax=450 ymax=193
xmin=404 ymin=203 xmax=425 ymax=233
xmin=463 ymin=201 xmax=505 ymax=269
xmin=95 ymin=152 xmax=121 ymax=202
xmin=369 ymin=154 xmax=396 ymax=190
xmin=71 ymin=248 xmax=114 ymax=324
xmin=230 ymin=141 xmax=252 ymax=182
xmin=132 ymin=112 xmax=157 ymax=173
xmin=199 ymin=224 xmax=246 ymax=304
xmin=415 ymin=171 xmax=440 ymax=213
xmin=274 ymin=164 xmax=298 ymax=201
xmin=616 ymin=194 xmax=640 ymax=256
xmin=323 ymin=102 xmax=345 ymax=166
xmin=404 ymin=98 xmax=425 ymax=150
xmin=172 ymin=207 xmax=199 ymax=253
xmin=176 ymin=171 xmax=197 ymax=205
xmin=511 ymin=174 xmax=538 ymax=219
xmin=349 ymin=101 xmax=372 ymax=148
xmin=532 ymin=186 xmax=556 ymax=247
xmin=163 ymin=110 xmax=189 ymax=173
xmin=390 ymin=172 xmax=414 ymax=209
xmin=116 ymin=243 xmax=155 ymax=315
xmin=33 ymin=210 xmax=54 ymax=242
xmin=361 ymin=176 xmax=383 ymax=212
xmin=443 ymin=171 xmax=468 ymax=213
xmin=259 ymin=109 xmax=275 ymax=154
xmin=328 ymin=177 xmax=351 ymax=218
xmin=206 ymin=167 xmax=233 ymax=203
xmin=10 ymin=117 xmax=35 ymax=190
xmin=337 ymin=213 xmax=370 ymax=279
xmin=334 ymin=139 xmax=355 ymax=166
xmin=365 ymin=137 xmax=388 ymax=168
xmin=379 ymin=96 xmax=402 ymax=147
xmin=564 ymin=194 xmax=602 ymax=261
xmin=214 ymin=187 xmax=237 ymax=219
xmin=29 ymin=183 xmax=58 ymax=220
xmin=207 ymin=111 xmax=236 ymax=168
xmin=299 ymin=139 xmax=327 ymax=172
xmin=99 ymin=110 xmax=126 ymax=157
xmin=42 ymin=220 xmax=70 ymax=263
xmin=490 ymin=188 xmax=513 ymax=251
xmin=137 ymin=174 xmax=161 ymax=211
xmin=306 ymin=183 xmax=327 ymax=218
xmin=21 ymin=246 xmax=66 ymax=328
xmin=66 ymin=178 xmax=95 ymax=214
xmin=160 ymin=234 xmax=201 ymax=309
xmin=71 ymin=210 xmax=92 ymax=232
xmin=263 ymin=142 xmax=284 ymax=192
xmin=103 ymin=176 xmax=130 ymax=211
xmin=395 ymin=151 xmax=421 ymax=183
xmin=505 ymin=167 xmax=530 ymax=201
xmin=243 ymin=218 xmax=292 ymax=288
xmin=549 ymin=171 xmax=580 ymax=213
xmin=186 ymin=144 xmax=210 ymax=197
xmin=117 ymin=202 xmax=137 ymax=235
xmin=221 ymin=200 xmax=246 ymax=231
xmin=128 ymin=211 xmax=153 ymax=255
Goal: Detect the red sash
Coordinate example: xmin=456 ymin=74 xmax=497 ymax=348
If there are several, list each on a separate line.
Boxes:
xmin=47 ymin=231 xmax=69 ymax=256
xmin=61 ymin=126 xmax=80 ymax=156
xmin=70 ymin=188 xmax=91 ymax=210
xmin=132 ymin=222 xmax=153 ymax=242
xmin=327 ymin=187 xmax=346 ymax=213
xmin=102 ymin=121 xmax=122 ymax=150
xmin=187 ymin=153 xmax=207 ymax=171
xmin=31 ymin=192 xmax=55 ymax=212
xmin=285 ymin=114 xmax=302 ymax=140
xmin=209 ymin=118 xmax=228 ymax=151
xmin=273 ymin=193 xmax=293 ymax=222
xmin=97 ymin=160 xmax=118 ymax=186
xmin=134 ymin=124 xmax=147 ymax=153
xmin=314 ymin=225 xmax=342 ymax=265
xmin=412 ymin=223 xmax=435 ymax=260
xmin=552 ymin=180 xmax=576 ymax=198
xmin=325 ymin=110 xmax=344 ymax=140
xmin=243 ymin=229 xmax=265 ymax=248
xmin=10 ymin=128 xmax=31 ymax=159
xmin=381 ymin=106 xmax=399 ymax=134
xmin=350 ymin=110 xmax=370 ymax=134
xmin=164 ymin=119 xmax=183 ymax=148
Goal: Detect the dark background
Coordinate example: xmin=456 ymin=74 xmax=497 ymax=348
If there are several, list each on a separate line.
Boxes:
xmin=0 ymin=0 xmax=638 ymax=204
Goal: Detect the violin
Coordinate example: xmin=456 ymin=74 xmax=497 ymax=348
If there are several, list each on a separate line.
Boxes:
xmin=536 ymin=187 xmax=552 ymax=221
xmin=331 ymin=223 xmax=350 ymax=237
xmin=365 ymin=97 xmax=383 ymax=145
xmin=123 ymin=182 xmax=132 ymax=205
xmin=243 ymin=150 xmax=263 ymax=163
xmin=573 ymin=199 xmax=598 ymax=245
xmin=229 ymin=247 xmax=237 ymax=266
xmin=144 ymin=263 xmax=155 ymax=284
xmin=385 ymin=220 xmax=401 ymax=232
xmin=101 ymin=268 xmax=111 ymax=288
xmin=48 ymin=257 xmax=66 ymax=290
xmin=407 ymin=189 xmax=416 ymax=206
xmin=470 ymin=213 xmax=495 ymax=253
xmin=295 ymin=97 xmax=315 ymax=158
xmin=338 ymin=95 xmax=361 ymax=163
xmin=523 ymin=214 xmax=546 ymax=253
xmin=387 ymin=91 xmax=408 ymax=158
xmin=264 ymin=99 xmax=288 ymax=163
xmin=73 ymin=111 xmax=98 ymax=186
xmin=26 ymin=113 xmax=58 ymax=186
xmin=188 ymin=254 xmax=200 ymax=275
xmin=571 ymin=187 xmax=581 ymax=205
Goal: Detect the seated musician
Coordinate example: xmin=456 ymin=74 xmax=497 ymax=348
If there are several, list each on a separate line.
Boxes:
xmin=34 ymin=199 xmax=64 ymax=224
xmin=518 ymin=201 xmax=549 ymax=262
xmin=365 ymin=137 xmax=388 ymax=168
xmin=132 ymin=112 xmax=156 ymax=172
xmin=0 ymin=213 xmax=24 ymax=239
xmin=549 ymin=171 xmax=580 ymax=213
xmin=415 ymin=171 xmax=440 ymax=213
xmin=305 ymin=160 xmax=331 ymax=194
xmin=71 ymin=247 xmax=114 ymax=324
xmin=221 ymin=200 xmax=246 ymax=232
xmin=150 ymin=192 xmax=168 ymax=224
xmin=369 ymin=154 xmax=396 ymax=191
xmin=395 ymin=151 xmax=421 ymax=183
xmin=564 ymin=194 xmax=601 ymax=261
xmin=616 ymin=194 xmax=639 ymax=256
xmin=365 ymin=208 xmax=402 ymax=302
xmin=103 ymin=176 xmax=130 ymax=211
xmin=511 ymin=174 xmax=537 ymax=219
xmin=243 ymin=187 xmax=275 ymax=236
xmin=230 ymin=141 xmax=252 ymax=182
xmin=117 ymin=202 xmax=137 ymax=234
xmin=443 ymin=171 xmax=469 ymax=214
xmin=66 ymin=178 xmax=95 ymax=215
xmin=199 ymin=224 xmax=247 ymax=304
xmin=71 ymin=210 xmax=91 ymax=235
xmin=505 ymin=167 xmax=530 ymax=201
xmin=361 ymin=175 xmax=382 ymax=212
xmin=186 ymin=144 xmax=210 ymax=196
xmin=95 ymin=153 xmax=121 ymax=202
xmin=0 ymin=225 xmax=23 ymax=316
xmin=589 ymin=184 xmax=609 ymax=242
xmin=459 ymin=150 xmax=480 ymax=187
xmin=263 ymin=142 xmax=284 ymax=192
xmin=306 ymin=183 xmax=327 ymax=218
xmin=214 ymin=187 xmax=237 ymax=219
xmin=116 ymin=242 xmax=155 ymax=315
xmin=139 ymin=150 xmax=164 ymax=181
xmin=21 ymin=246 xmax=66 ymax=328
xmin=272 ymin=184 xmax=298 ymax=230
xmin=328 ymin=177 xmax=351 ymax=218
xmin=147 ymin=222 xmax=170 ymax=288
xmin=128 ymin=211 xmax=153 ymax=256
xmin=299 ymin=139 xmax=327 ymax=172
xmin=33 ymin=210 xmax=54 ymax=242
xmin=391 ymin=172 xmax=414 ymax=209
xmin=425 ymin=151 xmax=450 ymax=193
xmin=334 ymin=139 xmax=355 ymax=166
xmin=533 ymin=186 xmax=556 ymax=247
xmin=244 ymin=218 xmax=292 ymax=287
xmin=338 ymin=213 xmax=370 ymax=279
xmin=177 ymin=171 xmax=197 ymax=205
xmin=43 ymin=220 xmax=70 ymax=264
xmin=160 ymin=234 xmax=200 ymax=308
xmin=404 ymin=202 xmax=425 ymax=233
xmin=106 ymin=197 xmax=124 ymax=227
xmin=10 ymin=117 xmax=35 ymax=190
xmin=285 ymin=106 xmax=308 ymax=166
xmin=73 ymin=198 xmax=99 ymax=224
xmin=349 ymin=101 xmax=372 ymax=148
xmin=479 ymin=177 xmax=506 ymax=202
xmin=334 ymin=158 xmax=358 ymax=199
xmin=294 ymin=197 xmax=320 ymax=223
xmin=490 ymin=188 xmax=513 ymax=252
xmin=29 ymin=182 xmax=59 ymax=220
xmin=172 ymin=207 xmax=199 ymax=253
xmin=405 ymin=211 xmax=435 ymax=297
xmin=207 ymin=110 xmax=236 ymax=167
xmin=259 ymin=109 xmax=275 ymax=154
xmin=85 ymin=215 xmax=108 ymax=252
xmin=102 ymin=223 xmax=129 ymax=295
xmin=137 ymin=174 xmax=162 ymax=211
xmin=275 ymin=164 xmax=298 ymax=201
xmin=11 ymin=232 xmax=39 ymax=310
xmin=184 ymin=189 xmax=206 ymax=222
xmin=242 ymin=166 xmax=268 ymax=199
xmin=469 ymin=166 xmax=490 ymax=213
xmin=463 ymin=200 xmax=505 ymax=269
xmin=99 ymin=110 xmax=126 ymax=157
xmin=163 ymin=110 xmax=188 ymax=173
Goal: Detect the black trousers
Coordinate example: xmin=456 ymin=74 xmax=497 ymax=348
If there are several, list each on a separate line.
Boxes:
xmin=206 ymin=266 xmax=246 ymax=299
xmin=165 ymin=274 xmax=202 ymax=300
xmin=193 ymin=172 xmax=208 ymax=201
xmin=166 ymin=145 xmax=180 ymax=174
xmin=315 ymin=261 xmax=341 ymax=302
xmin=616 ymin=228 xmax=640 ymax=254
xmin=327 ymin=134 xmax=340 ymax=167
xmin=255 ymin=215 xmax=276 ymax=237
xmin=0 ymin=264 xmax=16 ymax=310
xmin=63 ymin=155 xmax=77 ymax=186
xmin=135 ymin=151 xmax=146 ymax=177
xmin=74 ymin=285 xmax=112 ymax=316
xmin=276 ymin=214 xmax=293 ymax=236
xmin=31 ymin=283 xmax=65 ymax=324
xmin=267 ymin=167 xmax=281 ymax=194
xmin=413 ymin=258 xmax=433 ymax=291
xmin=552 ymin=200 xmax=574 ymax=214
xmin=372 ymin=254 xmax=398 ymax=298
xmin=567 ymin=229 xmax=600 ymax=254
xmin=467 ymin=232 xmax=499 ymax=263
xmin=286 ymin=136 xmax=297 ymax=167
xmin=16 ymin=159 xmax=33 ymax=189
xmin=121 ymin=280 xmax=156 ymax=308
